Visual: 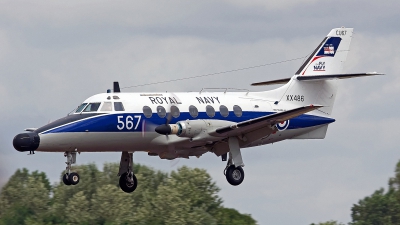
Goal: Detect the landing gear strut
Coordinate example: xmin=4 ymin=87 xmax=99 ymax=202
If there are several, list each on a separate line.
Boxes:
xmin=62 ymin=151 xmax=80 ymax=186
xmin=223 ymin=137 xmax=245 ymax=186
xmin=118 ymin=151 xmax=138 ymax=193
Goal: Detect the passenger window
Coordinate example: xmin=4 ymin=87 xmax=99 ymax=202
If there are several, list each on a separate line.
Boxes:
xmin=157 ymin=106 xmax=166 ymax=118
xmin=170 ymin=105 xmax=180 ymax=118
xmin=100 ymin=102 xmax=112 ymax=111
xmin=233 ymin=105 xmax=242 ymax=117
xmin=114 ymin=102 xmax=125 ymax=111
xmin=83 ymin=103 xmax=101 ymax=112
xmin=219 ymin=105 xmax=229 ymax=117
xmin=75 ymin=103 xmax=88 ymax=113
xmin=143 ymin=106 xmax=152 ymax=118
xmin=206 ymin=105 xmax=215 ymax=118
xmin=189 ymin=105 xmax=198 ymax=118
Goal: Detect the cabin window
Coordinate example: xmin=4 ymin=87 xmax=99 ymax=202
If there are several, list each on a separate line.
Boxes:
xmin=233 ymin=105 xmax=242 ymax=117
xmin=170 ymin=105 xmax=180 ymax=118
xmin=206 ymin=105 xmax=215 ymax=118
xmin=100 ymin=102 xmax=112 ymax=111
xmin=219 ymin=105 xmax=229 ymax=117
xmin=157 ymin=106 xmax=166 ymax=118
xmin=143 ymin=106 xmax=153 ymax=118
xmin=189 ymin=105 xmax=198 ymax=118
xmin=114 ymin=102 xmax=125 ymax=111
xmin=75 ymin=103 xmax=88 ymax=113
xmin=83 ymin=103 xmax=101 ymax=112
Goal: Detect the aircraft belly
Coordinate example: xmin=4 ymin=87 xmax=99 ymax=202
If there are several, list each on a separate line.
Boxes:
xmin=37 ymin=132 xmax=159 ymax=152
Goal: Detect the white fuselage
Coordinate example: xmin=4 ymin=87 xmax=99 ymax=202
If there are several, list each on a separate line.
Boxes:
xmin=32 ymin=90 xmax=334 ymax=159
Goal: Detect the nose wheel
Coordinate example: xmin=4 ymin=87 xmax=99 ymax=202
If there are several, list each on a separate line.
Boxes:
xmin=62 ymin=151 xmax=80 ymax=186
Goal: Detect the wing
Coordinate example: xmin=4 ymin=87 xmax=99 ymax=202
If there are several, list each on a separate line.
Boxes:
xmin=212 ymin=104 xmax=323 ymax=137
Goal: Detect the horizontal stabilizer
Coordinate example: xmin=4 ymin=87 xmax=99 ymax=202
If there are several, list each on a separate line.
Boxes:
xmin=215 ymin=104 xmax=323 ymax=135
xmin=297 ymin=72 xmax=384 ymax=81
xmin=251 ymin=72 xmax=383 ymax=86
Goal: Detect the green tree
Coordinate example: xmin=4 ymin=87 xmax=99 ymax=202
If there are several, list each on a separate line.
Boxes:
xmin=151 ymin=170 xmax=218 ymax=225
xmin=350 ymin=160 xmax=400 ymax=225
xmin=0 ymin=163 xmax=257 ymax=225
xmin=0 ymin=169 xmax=51 ymax=225
xmin=64 ymin=191 xmax=93 ymax=224
xmin=91 ymin=184 xmax=135 ymax=225
xmin=216 ymin=208 xmax=257 ymax=225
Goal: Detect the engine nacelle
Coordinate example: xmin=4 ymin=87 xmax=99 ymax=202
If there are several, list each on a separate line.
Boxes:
xmin=155 ymin=119 xmax=235 ymax=138
xmin=174 ymin=120 xmax=206 ymax=138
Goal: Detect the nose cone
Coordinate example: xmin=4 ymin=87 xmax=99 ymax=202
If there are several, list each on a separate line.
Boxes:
xmin=155 ymin=124 xmax=172 ymax=135
xmin=13 ymin=133 xmax=40 ymax=152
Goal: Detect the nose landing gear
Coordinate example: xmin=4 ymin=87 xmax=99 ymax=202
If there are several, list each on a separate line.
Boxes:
xmin=62 ymin=151 xmax=80 ymax=186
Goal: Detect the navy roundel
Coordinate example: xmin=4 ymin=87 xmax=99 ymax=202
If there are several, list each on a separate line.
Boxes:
xmin=276 ymin=120 xmax=290 ymax=131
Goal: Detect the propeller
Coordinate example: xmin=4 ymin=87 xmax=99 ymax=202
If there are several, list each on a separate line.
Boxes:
xmin=155 ymin=93 xmax=181 ymax=139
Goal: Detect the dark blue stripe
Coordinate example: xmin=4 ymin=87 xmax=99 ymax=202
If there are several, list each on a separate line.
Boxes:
xmin=43 ymin=112 xmax=335 ymax=134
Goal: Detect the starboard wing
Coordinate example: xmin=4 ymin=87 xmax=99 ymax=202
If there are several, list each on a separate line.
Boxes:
xmin=213 ymin=104 xmax=323 ymax=137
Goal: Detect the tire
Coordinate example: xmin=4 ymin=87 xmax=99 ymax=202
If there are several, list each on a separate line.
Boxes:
xmin=225 ymin=165 xmax=244 ymax=186
xmin=119 ymin=172 xmax=138 ymax=193
xmin=68 ymin=172 xmax=80 ymax=185
xmin=63 ymin=174 xmax=71 ymax=185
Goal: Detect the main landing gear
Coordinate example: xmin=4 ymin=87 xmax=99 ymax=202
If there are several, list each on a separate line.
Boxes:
xmin=118 ymin=151 xmax=137 ymax=193
xmin=60 ymin=151 xmax=138 ymax=193
xmin=223 ymin=137 xmax=245 ymax=186
xmin=62 ymin=151 xmax=80 ymax=186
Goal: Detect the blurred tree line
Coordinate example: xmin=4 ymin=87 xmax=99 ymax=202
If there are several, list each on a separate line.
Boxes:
xmin=312 ymin=160 xmax=400 ymax=225
xmin=0 ymin=163 xmax=257 ymax=225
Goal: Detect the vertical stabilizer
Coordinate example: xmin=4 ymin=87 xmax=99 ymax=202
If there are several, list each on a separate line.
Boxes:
xmin=295 ymin=27 xmax=353 ymax=76
xmin=257 ymin=28 xmax=355 ymax=116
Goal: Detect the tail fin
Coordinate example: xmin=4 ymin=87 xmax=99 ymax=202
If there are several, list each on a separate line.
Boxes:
xmin=254 ymin=28 xmax=355 ymax=116
xmin=295 ymin=27 xmax=353 ymax=75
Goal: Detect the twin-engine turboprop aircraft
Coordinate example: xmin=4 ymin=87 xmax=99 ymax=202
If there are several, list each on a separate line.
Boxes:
xmin=13 ymin=27 xmax=383 ymax=193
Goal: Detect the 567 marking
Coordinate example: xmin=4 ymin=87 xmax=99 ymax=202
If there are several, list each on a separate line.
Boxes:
xmin=286 ymin=95 xmax=304 ymax=102
xmin=117 ymin=115 xmax=141 ymax=130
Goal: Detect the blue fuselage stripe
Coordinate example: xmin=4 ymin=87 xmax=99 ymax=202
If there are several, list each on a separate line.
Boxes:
xmin=42 ymin=112 xmax=335 ymax=134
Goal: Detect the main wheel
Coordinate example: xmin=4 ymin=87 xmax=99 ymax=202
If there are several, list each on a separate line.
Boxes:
xmin=68 ymin=172 xmax=80 ymax=185
xmin=63 ymin=174 xmax=71 ymax=185
xmin=225 ymin=165 xmax=244 ymax=186
xmin=119 ymin=172 xmax=138 ymax=193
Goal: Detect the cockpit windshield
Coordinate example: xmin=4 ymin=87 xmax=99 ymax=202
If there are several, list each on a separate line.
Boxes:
xmin=74 ymin=101 xmax=125 ymax=113
xmin=82 ymin=103 xmax=101 ymax=112
xmin=75 ymin=103 xmax=88 ymax=113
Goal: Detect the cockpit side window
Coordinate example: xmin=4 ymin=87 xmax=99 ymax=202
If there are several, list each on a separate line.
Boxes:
xmin=83 ymin=102 xmax=101 ymax=112
xmin=100 ymin=102 xmax=112 ymax=111
xmin=114 ymin=102 xmax=125 ymax=111
xmin=75 ymin=103 xmax=88 ymax=113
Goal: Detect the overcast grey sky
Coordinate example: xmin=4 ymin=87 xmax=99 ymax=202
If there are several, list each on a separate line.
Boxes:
xmin=1 ymin=0 xmax=400 ymax=224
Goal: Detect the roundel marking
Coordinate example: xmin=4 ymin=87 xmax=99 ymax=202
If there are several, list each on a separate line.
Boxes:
xmin=276 ymin=120 xmax=290 ymax=131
